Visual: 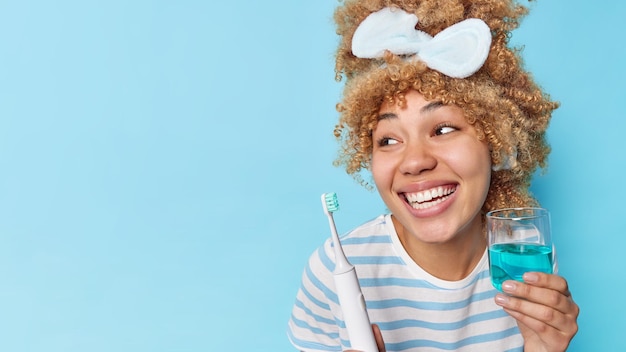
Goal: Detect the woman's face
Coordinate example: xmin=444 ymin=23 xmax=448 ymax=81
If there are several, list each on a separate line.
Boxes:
xmin=371 ymin=90 xmax=492 ymax=244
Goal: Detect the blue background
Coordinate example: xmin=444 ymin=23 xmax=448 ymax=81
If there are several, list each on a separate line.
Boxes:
xmin=0 ymin=1 xmax=622 ymax=351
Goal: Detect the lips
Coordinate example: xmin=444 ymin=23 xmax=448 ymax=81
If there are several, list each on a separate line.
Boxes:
xmin=403 ymin=185 xmax=457 ymax=210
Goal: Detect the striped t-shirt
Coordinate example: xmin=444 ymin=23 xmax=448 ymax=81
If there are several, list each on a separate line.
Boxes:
xmin=287 ymin=214 xmax=524 ymax=351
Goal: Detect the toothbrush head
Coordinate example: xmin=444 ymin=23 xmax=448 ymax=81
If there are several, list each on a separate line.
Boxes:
xmin=321 ymin=192 xmax=340 ymax=215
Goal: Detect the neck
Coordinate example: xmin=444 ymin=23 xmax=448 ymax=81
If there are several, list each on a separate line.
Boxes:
xmin=392 ymin=215 xmax=487 ymax=281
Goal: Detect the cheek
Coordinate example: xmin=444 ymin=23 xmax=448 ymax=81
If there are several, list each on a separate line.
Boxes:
xmin=470 ymin=150 xmax=492 ymax=194
xmin=371 ymin=153 xmax=392 ymax=187
xmin=448 ymin=141 xmax=491 ymax=179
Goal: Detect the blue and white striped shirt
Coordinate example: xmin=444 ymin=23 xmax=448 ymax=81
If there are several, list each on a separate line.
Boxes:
xmin=287 ymin=214 xmax=524 ymax=351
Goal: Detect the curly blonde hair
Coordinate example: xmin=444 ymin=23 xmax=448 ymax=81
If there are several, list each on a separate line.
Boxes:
xmin=332 ymin=0 xmax=558 ymax=213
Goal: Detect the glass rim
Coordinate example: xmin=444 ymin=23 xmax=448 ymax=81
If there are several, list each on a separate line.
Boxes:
xmin=486 ymin=207 xmax=549 ymax=220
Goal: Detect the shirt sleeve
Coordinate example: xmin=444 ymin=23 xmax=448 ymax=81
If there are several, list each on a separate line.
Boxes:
xmin=287 ymin=240 xmax=346 ymax=352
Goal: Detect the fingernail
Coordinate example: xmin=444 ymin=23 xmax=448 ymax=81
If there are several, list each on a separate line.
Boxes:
xmin=495 ymin=294 xmax=509 ymax=305
xmin=502 ymin=281 xmax=516 ymax=292
xmin=523 ymin=272 xmax=539 ymax=283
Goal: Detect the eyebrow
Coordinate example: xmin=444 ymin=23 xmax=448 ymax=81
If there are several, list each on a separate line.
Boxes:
xmin=421 ymin=101 xmax=445 ymax=113
xmin=377 ymin=101 xmax=445 ymax=121
xmin=377 ymin=112 xmax=397 ymax=121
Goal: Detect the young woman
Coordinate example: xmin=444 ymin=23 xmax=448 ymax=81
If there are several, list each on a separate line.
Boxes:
xmin=288 ymin=1 xmax=579 ymax=351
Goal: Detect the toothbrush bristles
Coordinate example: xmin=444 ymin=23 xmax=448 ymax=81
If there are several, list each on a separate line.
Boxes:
xmin=324 ymin=193 xmax=340 ymax=213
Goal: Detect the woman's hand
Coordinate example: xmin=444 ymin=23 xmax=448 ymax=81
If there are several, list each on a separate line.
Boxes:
xmin=495 ymin=272 xmax=579 ymax=352
xmin=344 ymin=324 xmax=386 ymax=352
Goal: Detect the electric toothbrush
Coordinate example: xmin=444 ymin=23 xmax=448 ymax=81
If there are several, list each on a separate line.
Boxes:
xmin=321 ymin=192 xmax=378 ymax=352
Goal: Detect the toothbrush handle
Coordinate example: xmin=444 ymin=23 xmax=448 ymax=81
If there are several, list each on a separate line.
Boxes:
xmin=334 ymin=268 xmax=378 ymax=352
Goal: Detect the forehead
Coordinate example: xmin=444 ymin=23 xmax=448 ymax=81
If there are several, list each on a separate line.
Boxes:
xmin=376 ymin=90 xmax=466 ymax=124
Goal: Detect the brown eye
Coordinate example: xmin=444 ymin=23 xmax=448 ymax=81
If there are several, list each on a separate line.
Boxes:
xmin=377 ymin=137 xmax=399 ymax=147
xmin=434 ymin=124 xmax=457 ymax=136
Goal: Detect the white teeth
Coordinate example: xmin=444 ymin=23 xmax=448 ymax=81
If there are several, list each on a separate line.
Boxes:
xmin=416 ymin=192 xmax=425 ymax=203
xmin=404 ymin=186 xmax=456 ymax=210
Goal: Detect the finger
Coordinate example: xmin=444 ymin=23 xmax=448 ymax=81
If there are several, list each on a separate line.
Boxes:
xmin=372 ymin=324 xmax=386 ymax=352
xmin=522 ymin=272 xmax=571 ymax=296
xmin=496 ymin=275 xmax=579 ymax=350
xmin=495 ymin=281 xmax=580 ymax=342
xmin=501 ymin=278 xmax=576 ymax=316
xmin=496 ymin=291 xmax=577 ymax=332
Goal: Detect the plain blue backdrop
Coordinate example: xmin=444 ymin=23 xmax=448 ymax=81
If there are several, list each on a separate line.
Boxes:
xmin=0 ymin=1 xmax=623 ymax=351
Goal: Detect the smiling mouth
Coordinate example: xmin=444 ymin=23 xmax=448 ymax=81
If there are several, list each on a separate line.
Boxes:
xmin=403 ymin=186 xmax=457 ymax=210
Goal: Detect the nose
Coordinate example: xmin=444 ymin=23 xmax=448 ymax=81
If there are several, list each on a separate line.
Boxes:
xmin=398 ymin=142 xmax=437 ymax=175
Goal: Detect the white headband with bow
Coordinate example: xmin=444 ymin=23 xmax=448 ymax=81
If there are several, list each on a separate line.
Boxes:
xmin=351 ymin=7 xmax=492 ymax=78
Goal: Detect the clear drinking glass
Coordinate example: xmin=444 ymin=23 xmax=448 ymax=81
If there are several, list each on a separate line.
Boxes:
xmin=487 ymin=207 xmax=554 ymax=291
